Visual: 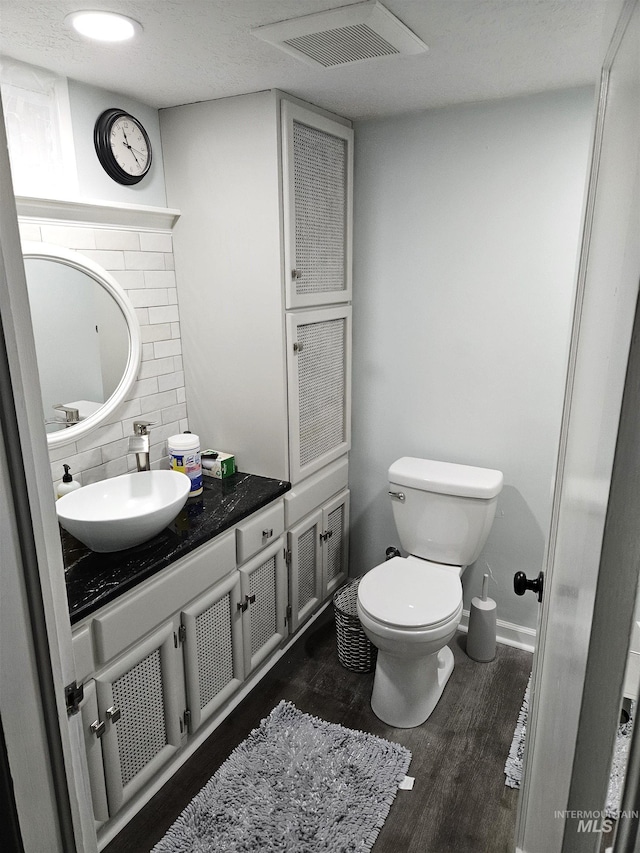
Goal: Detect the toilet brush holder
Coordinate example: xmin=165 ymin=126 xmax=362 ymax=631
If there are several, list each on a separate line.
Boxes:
xmin=466 ymin=573 xmax=497 ymax=662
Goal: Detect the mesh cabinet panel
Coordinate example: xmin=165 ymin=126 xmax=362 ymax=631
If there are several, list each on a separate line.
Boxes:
xmin=298 ymin=317 xmax=346 ymax=468
xmin=293 ymin=120 xmax=347 ymax=296
xmin=112 ymin=649 xmax=167 ymax=787
xmin=249 ymin=556 xmax=277 ymax=657
xmin=195 ymin=593 xmax=234 ymax=709
xmin=297 ymin=526 xmax=317 ymax=611
xmin=326 ymin=504 xmax=345 ymax=584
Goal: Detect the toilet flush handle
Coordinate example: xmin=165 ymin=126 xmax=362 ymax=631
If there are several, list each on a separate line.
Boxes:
xmin=388 ymin=490 xmax=405 ymax=502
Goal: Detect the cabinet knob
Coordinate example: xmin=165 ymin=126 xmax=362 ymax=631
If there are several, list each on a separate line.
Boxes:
xmin=90 ymin=719 xmax=105 ymax=738
xmin=105 ymin=705 xmax=121 ymax=723
xmin=262 ymin=528 xmax=273 ymax=539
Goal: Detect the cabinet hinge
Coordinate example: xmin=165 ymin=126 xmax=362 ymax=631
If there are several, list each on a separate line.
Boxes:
xmin=293 ymin=341 xmax=303 ymax=353
xmin=284 ymin=548 xmax=291 ymax=566
xmin=65 ymin=680 xmax=84 ymax=716
xmin=183 ymin=709 xmax=191 ymax=733
xmin=286 ymin=604 xmax=292 ymax=623
xmin=177 ymin=624 xmax=187 ymax=644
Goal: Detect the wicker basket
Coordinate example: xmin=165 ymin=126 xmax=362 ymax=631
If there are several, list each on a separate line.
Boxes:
xmin=333 ymin=577 xmax=377 ymax=673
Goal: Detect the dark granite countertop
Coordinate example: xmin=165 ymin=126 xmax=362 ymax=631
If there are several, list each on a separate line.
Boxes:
xmin=64 ymin=472 xmax=290 ymax=625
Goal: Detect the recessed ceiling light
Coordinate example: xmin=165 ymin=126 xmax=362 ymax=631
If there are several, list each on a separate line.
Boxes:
xmin=65 ymin=10 xmax=142 ymax=42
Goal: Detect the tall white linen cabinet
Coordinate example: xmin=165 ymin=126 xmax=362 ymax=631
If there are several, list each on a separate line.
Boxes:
xmin=160 ymin=91 xmax=353 ymax=633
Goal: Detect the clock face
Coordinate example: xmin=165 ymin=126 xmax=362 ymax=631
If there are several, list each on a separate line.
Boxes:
xmin=109 ymin=115 xmax=150 ymax=178
xmin=94 ymin=109 xmax=153 ymax=185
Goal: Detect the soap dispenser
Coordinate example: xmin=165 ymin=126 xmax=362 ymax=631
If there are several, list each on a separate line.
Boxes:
xmin=56 ymin=465 xmax=81 ymax=499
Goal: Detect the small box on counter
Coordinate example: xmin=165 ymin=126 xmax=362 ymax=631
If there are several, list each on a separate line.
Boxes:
xmin=201 ymin=450 xmax=236 ymax=479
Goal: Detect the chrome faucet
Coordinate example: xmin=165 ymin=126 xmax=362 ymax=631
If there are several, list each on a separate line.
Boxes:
xmin=45 ymin=403 xmax=80 ymax=427
xmin=129 ymin=421 xmax=155 ymax=472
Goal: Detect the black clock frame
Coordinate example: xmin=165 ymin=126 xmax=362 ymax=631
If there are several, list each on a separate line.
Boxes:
xmin=94 ymin=108 xmax=152 ymax=186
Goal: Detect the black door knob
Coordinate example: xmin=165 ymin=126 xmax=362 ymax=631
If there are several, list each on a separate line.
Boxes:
xmin=513 ymin=570 xmax=544 ymax=603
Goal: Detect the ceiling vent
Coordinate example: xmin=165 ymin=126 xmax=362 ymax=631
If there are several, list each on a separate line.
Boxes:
xmin=251 ymin=1 xmax=428 ymax=68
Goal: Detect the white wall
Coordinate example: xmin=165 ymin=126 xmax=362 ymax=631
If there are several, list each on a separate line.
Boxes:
xmin=67 ymin=79 xmax=167 ymax=208
xmin=350 ymin=87 xmax=594 ymax=632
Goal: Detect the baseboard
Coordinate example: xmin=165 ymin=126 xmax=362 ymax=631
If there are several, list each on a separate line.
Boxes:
xmin=458 ymin=610 xmax=536 ymax=654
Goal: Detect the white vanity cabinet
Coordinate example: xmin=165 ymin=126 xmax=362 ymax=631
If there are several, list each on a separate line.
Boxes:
xmin=160 ymin=91 xmax=353 ymax=486
xmin=73 ymin=499 xmax=297 ymax=830
xmin=285 ymin=458 xmax=350 ymax=633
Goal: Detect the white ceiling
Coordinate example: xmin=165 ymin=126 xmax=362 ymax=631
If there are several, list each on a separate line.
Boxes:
xmin=0 ymin=1 xmax=607 ymax=119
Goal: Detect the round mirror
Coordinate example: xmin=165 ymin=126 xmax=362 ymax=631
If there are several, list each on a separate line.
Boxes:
xmin=22 ymin=242 xmax=142 ymax=448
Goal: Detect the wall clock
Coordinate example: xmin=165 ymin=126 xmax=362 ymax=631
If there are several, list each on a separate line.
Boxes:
xmin=94 ymin=108 xmax=152 ymax=185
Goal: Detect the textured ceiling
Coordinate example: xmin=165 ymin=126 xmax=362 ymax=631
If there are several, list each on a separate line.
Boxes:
xmin=0 ymin=1 xmax=607 ymax=119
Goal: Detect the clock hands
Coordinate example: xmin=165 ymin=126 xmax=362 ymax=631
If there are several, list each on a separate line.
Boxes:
xmin=120 ymin=127 xmax=144 ymax=169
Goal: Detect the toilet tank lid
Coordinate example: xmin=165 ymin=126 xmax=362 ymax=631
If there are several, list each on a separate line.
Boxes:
xmin=388 ymin=457 xmax=503 ymax=499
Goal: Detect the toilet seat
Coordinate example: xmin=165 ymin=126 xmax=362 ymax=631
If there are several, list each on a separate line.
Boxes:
xmin=358 ymin=556 xmax=462 ymax=630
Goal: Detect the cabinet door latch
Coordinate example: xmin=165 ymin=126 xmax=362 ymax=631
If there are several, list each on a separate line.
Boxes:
xmin=65 ymin=680 xmax=84 ymax=716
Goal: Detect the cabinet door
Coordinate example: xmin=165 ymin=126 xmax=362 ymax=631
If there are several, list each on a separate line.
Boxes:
xmin=287 ymin=509 xmax=323 ymax=633
xmin=287 ymin=306 xmax=352 ymax=483
xmin=282 ymin=101 xmax=353 ymax=309
xmin=181 ymin=571 xmax=244 ymax=732
xmin=95 ymin=621 xmax=183 ymax=816
xmin=322 ymin=489 xmax=350 ymax=597
xmin=239 ymin=537 xmax=287 ymax=674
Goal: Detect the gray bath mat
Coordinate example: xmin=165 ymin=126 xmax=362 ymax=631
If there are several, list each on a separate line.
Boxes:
xmin=505 ymin=676 xmax=634 ymax=819
xmin=152 ymin=700 xmax=412 ymax=852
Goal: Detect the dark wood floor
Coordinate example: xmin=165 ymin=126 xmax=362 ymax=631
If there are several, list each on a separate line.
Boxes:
xmin=104 ymin=608 xmax=532 ymax=853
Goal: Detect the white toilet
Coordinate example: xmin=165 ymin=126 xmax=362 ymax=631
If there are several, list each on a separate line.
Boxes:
xmin=357 ymin=457 xmax=503 ymax=728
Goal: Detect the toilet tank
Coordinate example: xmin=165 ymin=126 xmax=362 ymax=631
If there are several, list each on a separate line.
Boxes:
xmin=388 ymin=457 xmax=503 ymax=567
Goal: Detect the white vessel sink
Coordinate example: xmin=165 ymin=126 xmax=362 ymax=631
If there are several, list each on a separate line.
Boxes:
xmin=56 ymin=470 xmax=191 ymax=553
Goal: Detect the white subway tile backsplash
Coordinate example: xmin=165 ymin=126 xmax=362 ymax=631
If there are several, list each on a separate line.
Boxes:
xmin=140 ymin=323 xmax=172 ymax=344
xmin=40 ymin=224 xmax=96 ymax=249
xmin=124 ymin=250 xmax=165 ymax=270
xmin=128 ymin=288 xmax=169 ymax=308
xmin=101 ymin=437 xmax=131 ymax=463
xmin=94 ymin=229 xmax=141 ymax=251
xmin=135 ymin=307 xmax=150 ymax=326
xmin=35 ymin=220 xmax=188 ymax=487
xmin=148 ymin=305 xmax=180 ymax=324
xmin=140 ymin=390 xmax=178 ymax=415
xmin=76 ymin=421 xmax=124 ymax=453
xmin=144 ymin=270 xmax=176 ymax=289
xmin=153 ymin=338 xmax=182 ymax=359
xmin=139 ymin=356 xmax=175 ymax=379
xmin=141 ymin=323 xmax=172 ymax=343
xmin=83 ymin=457 xmax=129 ymax=485
xmin=158 ymin=370 xmax=184 ymax=392
xmin=161 ymin=402 xmax=187 ymax=424
xmin=111 ymin=270 xmax=145 ymax=290
xmin=140 ymin=232 xmax=172 ymax=253
xmin=83 ymin=249 xmax=125 ymax=269
xmin=128 ymin=376 xmax=159 ymax=399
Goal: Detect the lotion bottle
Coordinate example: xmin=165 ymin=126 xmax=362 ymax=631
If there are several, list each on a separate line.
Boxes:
xmin=56 ymin=465 xmax=81 ymax=499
